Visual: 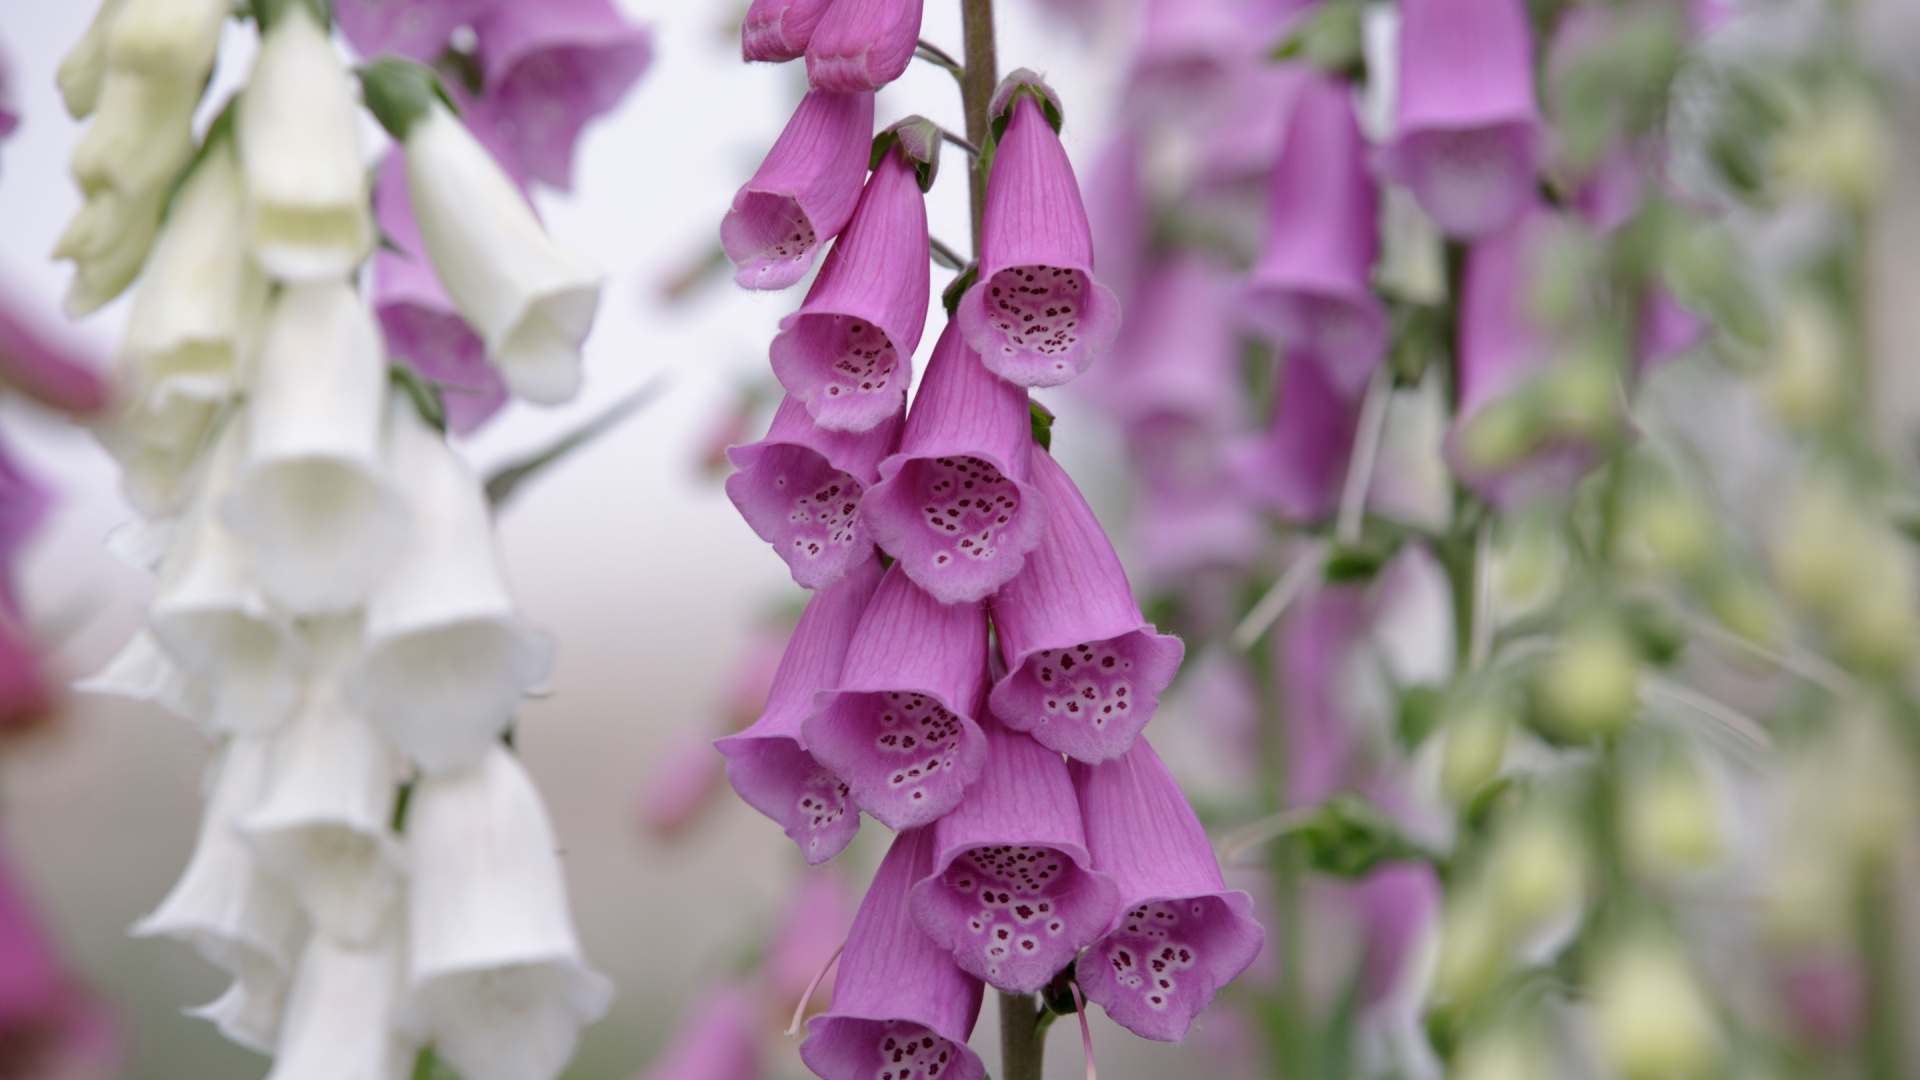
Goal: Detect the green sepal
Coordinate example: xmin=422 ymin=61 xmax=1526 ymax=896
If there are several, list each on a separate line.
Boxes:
xmin=1284 ymin=793 xmax=1440 ymax=878
xmin=390 ymin=364 xmax=447 ymax=434
xmin=1323 ymin=524 xmax=1405 ymax=583
xmin=988 ymin=69 xmax=1064 ymax=140
xmin=251 ymin=0 xmax=331 ymax=32
xmin=871 ymin=115 xmax=942 ymax=192
xmin=360 ymin=57 xmax=459 ymax=141
xmin=485 ymin=379 xmax=667 ymax=507
xmin=941 ymin=263 xmax=979 ymax=317
xmin=1029 ymin=400 xmax=1055 ymax=452
xmin=1396 ymin=684 xmax=1447 ymax=749
xmin=1269 ymin=0 xmax=1365 ymax=78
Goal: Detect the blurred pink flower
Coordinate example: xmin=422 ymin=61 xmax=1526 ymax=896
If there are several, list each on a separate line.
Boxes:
xmin=635 ymin=983 xmax=763 ymax=1080
xmin=0 ymin=839 xmax=123 ymax=1080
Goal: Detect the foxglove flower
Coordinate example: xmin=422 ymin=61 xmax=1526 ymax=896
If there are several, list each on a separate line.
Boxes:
xmin=0 ymin=609 xmax=53 ymax=737
xmin=223 ymin=280 xmax=406 ymax=614
xmin=726 ymin=395 xmax=900 ymax=589
xmin=103 ymin=0 xmax=227 ymax=79
xmin=636 ymin=730 xmax=728 ymax=840
xmin=335 ymin=0 xmax=500 ymax=61
xmin=1274 ymin=586 xmax=1369 ymax=806
xmin=764 ymin=870 xmax=858 ymax=1007
xmin=1228 ymin=349 xmax=1363 ymax=521
xmin=721 ymin=89 xmax=876 ymax=291
xmin=1240 ymin=74 xmax=1386 ymax=396
xmin=57 ymin=0 xmax=122 ymax=119
xmin=0 ymin=837 xmax=124 ymax=1080
xmin=401 ymin=746 xmax=612 ymax=1080
xmin=469 ymin=0 xmax=654 ymax=191
xmin=68 ymin=73 xmax=195 ymax=204
xmin=0 ymin=292 xmax=108 ymax=415
xmin=909 ymin=713 xmax=1121 ymax=993
xmin=768 ymin=142 xmax=929 ymax=431
xmin=0 ymin=437 xmax=50 ymax=613
xmin=804 ymin=0 xmax=923 ymax=93
xmin=1124 ymin=0 xmax=1252 ymax=120
xmin=859 ymin=323 xmax=1049 ymax=604
xmin=743 ymin=0 xmax=835 ymax=62
xmin=1353 ymin=861 xmax=1440 ymax=1005
xmin=638 ymin=983 xmax=762 ymax=1080
xmin=1081 ymin=131 xmax=1148 ymax=314
xmin=717 ymin=558 xmax=882 ymax=863
xmin=52 ymin=184 xmax=164 ymax=317
xmin=1638 ymin=288 xmax=1706 ymax=374
xmin=803 ymin=563 xmax=989 ymax=829
xmin=239 ymin=619 xmax=405 ymax=946
xmin=76 ymin=628 xmax=213 ymax=728
xmin=989 ymin=449 xmax=1183 ymax=763
xmin=350 ymin=397 xmax=551 ymax=773
xmin=238 ymin=1 xmax=376 ymax=280
xmin=267 ymin=928 xmax=412 ymax=1080
xmin=800 ymin=828 xmax=986 ymax=1080
xmin=1071 ymin=738 xmax=1264 ymax=1042
xmin=957 ymin=83 xmax=1119 ymax=388
xmin=1091 ymin=255 xmax=1243 ymax=433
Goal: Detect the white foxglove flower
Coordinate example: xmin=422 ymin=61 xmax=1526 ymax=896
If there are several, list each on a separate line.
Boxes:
xmin=241 ymin=617 xmax=406 ymax=946
xmin=75 ymin=628 xmax=212 ymax=726
xmin=135 ymin=734 xmax=310 ymax=1050
xmin=349 ymin=399 xmax=549 ymax=773
xmin=400 ymin=747 xmax=611 ymax=1080
xmin=70 ymin=72 xmax=197 ymax=199
xmin=57 ymin=0 xmax=127 ymax=118
xmin=150 ymin=418 xmax=306 ymax=733
xmin=103 ymin=0 xmax=227 ymax=80
xmin=268 ymin=924 xmax=414 ymax=1080
xmin=222 ymin=280 xmax=405 ymax=613
xmin=52 ymin=183 xmax=164 ymax=316
xmin=190 ymin=969 xmax=296 ymax=1054
xmin=99 ymin=393 xmax=223 ymax=516
xmin=238 ymin=2 xmax=375 ymax=280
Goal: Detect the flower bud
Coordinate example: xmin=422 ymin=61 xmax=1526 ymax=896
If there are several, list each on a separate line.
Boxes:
xmin=1772 ymin=89 xmax=1888 ymax=206
xmin=1536 ymin=615 xmax=1641 ymax=737
xmin=1492 ymin=512 xmax=1566 ymax=616
xmin=1766 ymin=295 xmax=1845 ymax=430
xmin=105 ymin=0 xmax=227 ymax=81
xmin=52 ymin=183 xmax=164 ymax=316
xmin=1488 ymin=808 xmax=1588 ymax=929
xmin=1440 ymin=694 xmax=1511 ymax=804
xmin=57 ymin=0 xmax=126 ymax=118
xmin=1624 ymin=754 xmax=1724 ymax=876
xmin=1455 ymin=396 xmax=1539 ymax=474
xmin=1453 ymin=1025 xmax=1550 ymax=1080
xmin=1702 ymin=571 xmax=1781 ymax=647
xmin=69 ymin=72 xmax=197 ymax=198
xmin=1430 ymin=882 xmax=1507 ymax=1010
xmin=1591 ymin=936 xmax=1721 ymax=1080
xmin=1532 ymin=344 xmax=1619 ymax=442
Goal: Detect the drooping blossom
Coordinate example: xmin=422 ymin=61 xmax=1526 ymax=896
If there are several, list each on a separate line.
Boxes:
xmin=726 ymin=395 xmax=900 ymax=589
xmin=743 ymin=0 xmax=836 ymax=62
xmin=1089 ymin=255 xmax=1245 ymax=433
xmin=1123 ymin=0 xmax=1255 ymax=122
xmin=637 ymin=983 xmax=763 ymax=1080
xmin=722 ymin=90 xmax=876 ymax=291
xmin=800 ymin=828 xmax=986 ymax=1080
xmin=989 ymin=449 xmax=1183 ymax=763
xmin=956 ymin=81 xmax=1119 ymax=388
xmin=804 ymin=0 xmax=924 ymax=93
xmin=1080 ymin=131 xmax=1148 ymax=314
xmin=1228 ymin=349 xmax=1363 ymax=522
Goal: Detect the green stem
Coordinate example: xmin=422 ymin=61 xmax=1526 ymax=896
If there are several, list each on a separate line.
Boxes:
xmin=960 ymin=0 xmax=997 ymax=253
xmin=998 ymin=991 xmax=1046 ymax=1080
xmin=1249 ymin=615 xmax=1308 ymax=1078
xmin=1858 ymin=862 xmax=1904 ymax=1080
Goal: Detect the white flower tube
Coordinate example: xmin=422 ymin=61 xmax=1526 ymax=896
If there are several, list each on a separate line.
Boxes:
xmin=53 ymin=183 xmax=164 ymax=316
xmin=403 ymin=101 xmax=601 ymax=404
xmin=401 ymin=747 xmax=612 ymax=1080
xmin=222 ymin=280 xmax=405 ymax=613
xmin=150 ymin=417 xmax=306 ymax=733
xmin=241 ymin=617 xmax=406 ymax=946
xmin=69 ymin=71 xmax=197 ymax=199
xmin=104 ymin=0 xmax=227 ymax=80
xmin=135 ymin=735 xmax=310 ymax=1051
xmin=75 ymin=628 xmax=213 ymax=727
xmin=268 ymin=924 xmax=414 ymax=1080
xmin=238 ymin=2 xmax=374 ymax=280
xmin=57 ymin=0 xmax=127 ymax=118
xmin=348 ymin=398 xmax=549 ymax=773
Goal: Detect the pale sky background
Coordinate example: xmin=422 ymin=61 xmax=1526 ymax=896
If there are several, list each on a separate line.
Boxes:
xmin=0 ymin=2 xmax=1222 ymax=1077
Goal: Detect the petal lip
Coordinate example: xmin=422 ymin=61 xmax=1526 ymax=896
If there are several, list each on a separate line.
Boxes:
xmin=722 ymin=90 xmax=875 ymax=290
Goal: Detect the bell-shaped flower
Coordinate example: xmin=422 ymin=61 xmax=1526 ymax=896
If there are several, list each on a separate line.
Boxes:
xmin=468 ymin=0 xmax=653 ymax=191
xmin=349 ymin=397 xmax=551 ymax=773
xmin=76 ymin=628 xmax=213 ymax=728
xmin=148 ymin=419 xmax=307 ymax=734
xmin=267 ymin=925 xmax=413 ymax=1080
xmin=335 ymin=0 xmax=500 ymax=61
xmin=743 ymin=0 xmax=835 ymax=62
xmin=1379 ymin=0 xmax=1544 ymax=239
xmin=222 ymin=280 xmax=405 ymax=614
xmin=1353 ymin=861 xmax=1440 ymax=1006
xmin=860 ymin=323 xmax=1049 ymax=604
xmin=238 ymin=2 xmax=376 ymax=280
xmin=802 ymin=564 xmax=989 ymax=829
xmin=800 ymin=828 xmax=986 ymax=1080
xmin=240 ymin=618 xmax=406 ymax=946
xmin=1228 ymin=349 xmax=1362 ymax=522
xmin=910 ymin=713 xmax=1121 ymax=993
xmin=1081 ymin=131 xmax=1148 ymax=313
xmin=1273 ymin=586 xmax=1370 ymax=806
xmin=957 ymin=85 xmax=1119 ymax=388
xmin=135 ymin=735 xmax=310 ymax=1051
xmin=0 ymin=292 xmax=108 ymax=415
xmin=804 ymin=0 xmax=923 ymax=92
xmin=0 ymin=438 xmax=49 ymax=605
xmin=400 ymin=746 xmax=613 ymax=1080
xmin=637 ymin=983 xmax=761 ymax=1080
xmin=1070 ymin=738 xmax=1264 ymax=1042
xmin=103 ymin=0 xmax=227 ymax=80
xmin=768 ymin=142 xmax=929 ymax=431
xmin=53 ymin=184 xmax=164 ymax=317
xmin=1240 ymin=74 xmax=1386 ymax=397
xmin=68 ymin=72 xmax=195 ymax=204
xmin=725 ymin=395 xmax=900 ymax=589
xmin=1126 ymin=415 xmax=1265 ymax=583
xmin=1088 ymin=255 xmax=1244 ymax=434
xmin=1123 ymin=0 xmax=1252 ymax=121
xmin=57 ymin=0 xmax=123 ymax=119
xmin=721 ymin=89 xmax=876 ymax=291
xmin=717 ymin=559 xmax=883 ymax=863
xmin=988 ymin=450 xmax=1183 ymax=763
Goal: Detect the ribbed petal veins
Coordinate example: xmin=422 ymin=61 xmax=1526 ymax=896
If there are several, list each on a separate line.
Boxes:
xmin=804 ymin=0 xmax=925 ymax=92
xmin=743 ymin=0 xmax=836 ymax=62
xmin=723 ymin=91 xmax=875 ymax=290
xmin=726 ymin=396 xmax=901 ymax=589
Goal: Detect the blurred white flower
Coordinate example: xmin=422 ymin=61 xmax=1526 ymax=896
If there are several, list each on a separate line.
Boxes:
xmin=75 ymin=628 xmax=212 ymax=726
xmin=52 ymin=183 xmax=164 ymax=317
xmin=267 ymin=924 xmax=414 ymax=1080
xmin=103 ymin=0 xmax=227 ymax=80
xmin=57 ymin=0 xmax=127 ymax=118
xmin=69 ymin=72 xmax=196 ymax=199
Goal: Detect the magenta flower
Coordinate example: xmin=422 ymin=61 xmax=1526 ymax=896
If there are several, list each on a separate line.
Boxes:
xmin=764 ymin=869 xmax=858 ymax=1009
xmin=801 ymin=828 xmax=986 ymax=1080
xmin=802 ymin=564 xmax=989 ymax=830
xmin=1274 ymin=586 xmax=1371 ymax=807
xmin=1240 ymin=73 xmax=1385 ymax=397
xmin=0 ymin=612 xmax=52 ymax=738
xmin=1637 ymin=287 xmax=1705 ymax=374
xmin=469 ymin=0 xmax=653 ymax=191
xmin=1081 ymin=131 xmax=1148 ymax=312
xmin=1089 ymin=256 xmax=1244 ymax=433
xmin=743 ymin=0 xmax=836 ymax=62
xmin=1126 ymin=416 xmax=1264 ymax=583
xmin=716 ymin=558 xmax=885 ymax=864
xmin=804 ymin=0 xmax=924 ymax=93
xmin=1228 ymin=349 xmax=1362 ymax=522
xmin=1124 ymin=0 xmax=1253 ymax=121
xmin=722 ymin=90 xmax=876 ymax=291
xmin=335 ymin=0 xmax=501 ymax=61
xmin=860 ymin=323 xmax=1050 ymax=605
xmin=1196 ymin=65 xmax=1309 ymax=194
xmin=636 ymin=983 xmax=762 ymax=1080
xmin=909 ymin=712 xmax=1121 ymax=993
xmin=635 ymin=728 xmax=728 ymax=841
xmin=0 ymin=837 xmax=123 ymax=1080
xmin=956 ymin=87 xmax=1119 ymax=388
xmin=372 ymin=154 xmax=511 ymax=434
xmin=0 ymin=290 xmax=106 ymax=416
xmin=1353 ymin=861 xmax=1440 ymax=1005
xmin=1071 ymin=738 xmax=1264 ymax=1042
xmin=1379 ymin=0 xmax=1544 ymax=239
xmin=726 ymin=395 xmax=901 ymax=589
xmin=988 ymin=450 xmax=1182 ymax=763
xmin=769 ymin=145 xmax=929 ymax=432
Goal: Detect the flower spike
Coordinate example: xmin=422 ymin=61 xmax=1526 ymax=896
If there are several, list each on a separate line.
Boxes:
xmin=726 ymin=395 xmax=901 ymax=589
xmin=722 ymin=89 xmax=876 ymax=291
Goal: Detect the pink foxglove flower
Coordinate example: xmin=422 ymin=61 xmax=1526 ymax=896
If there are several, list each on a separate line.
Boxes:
xmin=1354 ymin=861 xmax=1440 ymax=1005
xmin=0 ymin=292 xmax=107 ymax=415
xmin=764 ymin=870 xmax=858 ymax=1008
xmin=1127 ymin=415 xmax=1264 ymax=583
xmin=1071 ymin=738 xmax=1264 ymax=1042
xmin=860 ymin=323 xmax=1049 ymax=604
xmin=743 ymin=0 xmax=836 ymax=63
xmin=0 ymin=437 xmax=50 ymax=616
xmin=989 ymin=449 xmax=1183 ymax=764
xmin=800 ymin=828 xmax=986 ymax=1080
xmin=726 ymin=395 xmax=901 ymax=589
xmin=1274 ymin=586 xmax=1371 ymax=807
xmin=638 ymin=983 xmax=762 ymax=1080
xmin=1092 ymin=256 xmax=1244 ymax=433
xmin=1228 ymin=349 xmax=1363 ymax=522
xmin=956 ymin=84 xmax=1119 ymax=388
xmin=1379 ymin=0 xmax=1544 ymax=239
xmin=0 ymin=837 xmax=123 ymax=1080
xmin=1637 ymin=287 xmax=1705 ymax=374
xmin=335 ymin=0 xmax=502 ymax=62
xmin=1081 ymin=131 xmax=1148 ymax=313
xmin=804 ymin=0 xmax=924 ymax=93
xmin=1124 ymin=0 xmax=1253 ymax=121
xmin=802 ymin=564 xmax=989 ymax=829
xmin=722 ymin=90 xmax=876 ymax=291
xmin=769 ymin=143 xmax=929 ymax=431
xmin=470 ymin=0 xmax=654 ymax=191
xmin=717 ymin=558 xmax=883 ymax=864
xmin=1241 ymin=73 xmax=1386 ymax=397
xmin=909 ymin=713 xmax=1121 ymax=993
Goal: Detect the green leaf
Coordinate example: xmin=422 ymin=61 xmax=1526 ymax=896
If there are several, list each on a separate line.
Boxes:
xmin=485 ymin=379 xmax=667 ymax=507
xmin=1029 ymin=400 xmax=1055 ymax=452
